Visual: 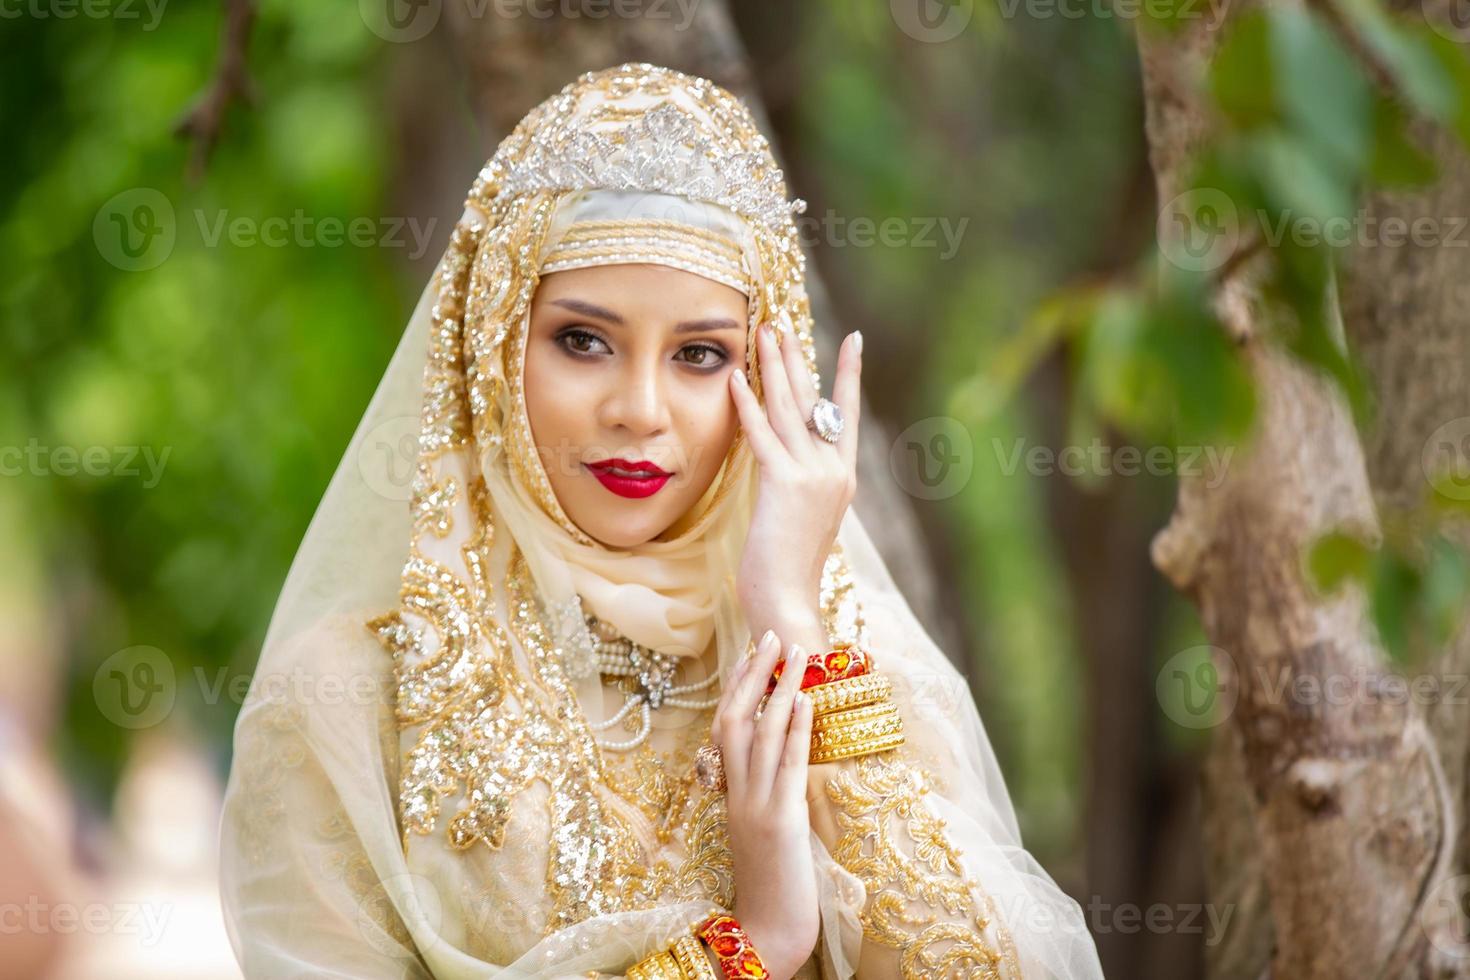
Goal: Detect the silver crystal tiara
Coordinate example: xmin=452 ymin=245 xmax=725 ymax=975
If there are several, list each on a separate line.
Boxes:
xmin=497 ymin=102 xmax=806 ymax=235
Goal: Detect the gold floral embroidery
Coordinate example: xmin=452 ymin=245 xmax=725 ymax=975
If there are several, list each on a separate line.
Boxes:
xmin=824 ymin=752 xmax=1021 ymax=979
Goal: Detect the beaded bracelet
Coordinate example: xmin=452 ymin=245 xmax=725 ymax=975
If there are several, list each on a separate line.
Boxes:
xmin=695 ymin=912 xmax=769 ymax=979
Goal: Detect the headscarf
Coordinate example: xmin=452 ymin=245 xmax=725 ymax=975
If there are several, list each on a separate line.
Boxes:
xmin=490 ymin=185 xmax=763 ymax=676
xmin=218 ymin=62 xmax=1104 ymax=980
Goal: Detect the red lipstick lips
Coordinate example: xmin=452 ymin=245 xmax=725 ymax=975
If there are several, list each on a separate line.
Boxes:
xmin=585 ymin=457 xmax=673 ymax=499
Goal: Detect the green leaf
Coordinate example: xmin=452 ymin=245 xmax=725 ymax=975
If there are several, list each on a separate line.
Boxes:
xmin=1424 ymin=534 xmax=1470 ymax=646
xmin=1307 ymin=531 xmax=1374 ymax=592
xmin=1255 ymin=128 xmax=1357 ymax=225
xmin=1330 ymin=0 xmax=1458 ymax=121
xmin=1271 ymin=7 xmax=1376 ymax=178
xmin=1423 ymin=32 xmax=1470 ymax=149
xmin=1368 ymin=96 xmax=1439 ymax=187
xmin=1369 ymin=548 xmax=1418 ymax=662
xmin=1211 ymin=12 xmax=1277 ymax=128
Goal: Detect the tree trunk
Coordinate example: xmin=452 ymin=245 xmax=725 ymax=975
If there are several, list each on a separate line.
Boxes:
xmin=1139 ymin=10 xmax=1470 ymax=978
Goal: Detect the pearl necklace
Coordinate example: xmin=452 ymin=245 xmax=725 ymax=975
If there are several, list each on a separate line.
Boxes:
xmin=583 ymin=614 xmax=721 ymax=751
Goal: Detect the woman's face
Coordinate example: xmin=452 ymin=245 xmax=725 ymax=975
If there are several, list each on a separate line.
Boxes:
xmin=523 ymin=263 xmax=748 ymax=548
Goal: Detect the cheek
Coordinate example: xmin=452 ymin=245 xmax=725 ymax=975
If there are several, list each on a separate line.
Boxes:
xmin=681 ymin=382 xmax=738 ymax=475
xmin=523 ymin=345 xmax=583 ymax=457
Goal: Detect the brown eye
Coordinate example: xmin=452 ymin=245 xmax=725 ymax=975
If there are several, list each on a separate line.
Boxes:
xmin=677 ymin=343 xmax=727 ymax=369
xmin=557 ymin=327 xmax=609 ymax=357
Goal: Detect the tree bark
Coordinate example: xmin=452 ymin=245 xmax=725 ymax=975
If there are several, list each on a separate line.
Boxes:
xmin=1139 ymin=10 xmax=1470 ymax=978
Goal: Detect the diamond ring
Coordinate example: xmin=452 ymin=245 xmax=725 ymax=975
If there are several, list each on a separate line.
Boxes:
xmin=806 ymin=397 xmax=844 ymax=444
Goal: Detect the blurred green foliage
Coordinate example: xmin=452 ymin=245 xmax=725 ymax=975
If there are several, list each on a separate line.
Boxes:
xmin=0 ymin=0 xmax=414 ymax=806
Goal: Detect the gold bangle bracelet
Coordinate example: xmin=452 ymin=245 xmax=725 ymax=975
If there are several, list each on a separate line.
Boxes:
xmin=628 ymin=949 xmax=685 ymax=980
xmin=670 ymin=933 xmax=720 ymax=979
xmin=810 ymin=726 xmax=906 ymax=763
xmin=811 ymin=698 xmax=904 ymax=735
xmin=809 ymin=700 xmax=906 ymax=764
xmin=807 ymin=672 xmax=893 ymax=718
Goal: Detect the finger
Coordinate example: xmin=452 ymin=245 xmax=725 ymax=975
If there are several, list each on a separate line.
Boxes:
xmin=710 ymin=655 xmax=751 ymax=744
xmin=830 ymin=331 xmax=862 ymax=472
xmin=748 ymin=641 xmax=809 ymax=792
xmin=719 ymin=629 xmax=783 ymax=797
xmin=730 ymin=368 xmax=790 ymax=469
xmin=756 ymin=323 xmax=815 ymax=457
xmin=771 ymin=688 xmax=813 ymax=808
xmin=728 ymin=628 xmax=783 ymax=722
xmin=779 ymin=324 xmax=818 ymax=416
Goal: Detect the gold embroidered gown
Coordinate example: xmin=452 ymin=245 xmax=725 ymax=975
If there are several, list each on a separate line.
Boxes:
xmin=218 ymin=63 xmax=1103 ymax=980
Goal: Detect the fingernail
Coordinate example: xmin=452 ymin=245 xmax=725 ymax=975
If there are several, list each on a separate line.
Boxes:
xmin=852 ymin=330 xmax=863 ymax=354
xmin=795 ymin=692 xmax=809 ymax=707
xmin=733 ymin=367 xmax=747 ymax=385
xmin=760 ymin=628 xmax=776 ymax=650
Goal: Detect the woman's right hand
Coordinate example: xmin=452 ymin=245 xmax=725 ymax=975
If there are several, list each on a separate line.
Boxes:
xmin=708 ymin=628 xmax=820 ymax=980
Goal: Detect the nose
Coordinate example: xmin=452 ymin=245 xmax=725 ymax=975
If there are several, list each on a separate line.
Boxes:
xmin=598 ymin=352 xmax=669 ymax=438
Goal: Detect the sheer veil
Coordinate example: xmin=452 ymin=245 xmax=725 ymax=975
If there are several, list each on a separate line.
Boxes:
xmin=218 ymin=62 xmax=1103 ymax=980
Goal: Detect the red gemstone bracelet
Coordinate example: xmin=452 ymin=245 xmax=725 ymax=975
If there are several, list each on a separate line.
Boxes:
xmin=695 ymin=912 xmax=769 ymax=979
xmin=764 ymin=640 xmax=870 ymax=696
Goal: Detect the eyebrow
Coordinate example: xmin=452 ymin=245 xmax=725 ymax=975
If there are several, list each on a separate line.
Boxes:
xmin=550 ymin=297 xmax=742 ymax=334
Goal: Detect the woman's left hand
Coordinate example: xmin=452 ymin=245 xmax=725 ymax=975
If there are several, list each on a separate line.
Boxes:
xmin=729 ymin=321 xmax=863 ymax=651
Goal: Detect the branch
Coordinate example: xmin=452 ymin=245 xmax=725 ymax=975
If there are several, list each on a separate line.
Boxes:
xmin=174 ymin=0 xmax=257 ymax=182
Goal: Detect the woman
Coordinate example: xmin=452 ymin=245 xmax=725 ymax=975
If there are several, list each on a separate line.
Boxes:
xmin=219 ymin=63 xmax=1103 ymax=979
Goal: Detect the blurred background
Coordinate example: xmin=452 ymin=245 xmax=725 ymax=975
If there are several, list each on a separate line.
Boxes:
xmin=0 ymin=1 xmax=1231 ymax=977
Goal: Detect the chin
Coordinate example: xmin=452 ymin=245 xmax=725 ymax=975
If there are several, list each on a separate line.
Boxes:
xmin=583 ymin=520 xmax=667 ymax=549
xmin=569 ymin=500 xmax=673 ymax=549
